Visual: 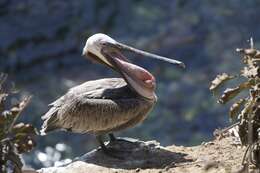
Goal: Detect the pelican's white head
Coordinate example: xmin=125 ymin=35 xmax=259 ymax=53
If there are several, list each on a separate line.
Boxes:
xmin=82 ymin=33 xmax=117 ymax=66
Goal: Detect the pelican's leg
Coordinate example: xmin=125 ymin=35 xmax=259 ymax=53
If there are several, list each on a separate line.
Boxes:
xmin=109 ymin=133 xmax=116 ymax=142
xmin=96 ymin=135 xmax=124 ymax=159
xmin=96 ymin=135 xmax=107 ymax=151
xmin=107 ymin=133 xmax=135 ymax=153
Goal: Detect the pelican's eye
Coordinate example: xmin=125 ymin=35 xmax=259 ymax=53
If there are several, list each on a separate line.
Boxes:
xmin=100 ymin=41 xmax=110 ymax=47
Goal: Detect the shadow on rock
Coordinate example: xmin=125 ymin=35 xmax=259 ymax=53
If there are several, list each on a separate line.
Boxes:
xmin=73 ymin=138 xmax=193 ymax=169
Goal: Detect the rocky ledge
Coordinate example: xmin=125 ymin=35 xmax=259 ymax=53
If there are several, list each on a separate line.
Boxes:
xmin=35 ymin=135 xmax=252 ymax=173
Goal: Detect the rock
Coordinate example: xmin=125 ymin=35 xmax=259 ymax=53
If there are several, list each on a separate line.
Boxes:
xmin=38 ymin=138 xmax=190 ymax=173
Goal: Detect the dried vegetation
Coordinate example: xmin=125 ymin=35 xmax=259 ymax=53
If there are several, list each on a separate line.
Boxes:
xmin=210 ymin=38 xmax=260 ymax=168
xmin=0 ymin=74 xmax=37 ymax=173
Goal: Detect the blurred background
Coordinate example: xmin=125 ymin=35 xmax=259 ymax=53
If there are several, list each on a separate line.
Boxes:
xmin=1 ymin=0 xmax=260 ymax=169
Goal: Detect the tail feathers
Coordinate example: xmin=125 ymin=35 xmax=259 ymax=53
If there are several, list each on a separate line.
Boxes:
xmin=40 ymin=125 xmax=59 ymax=135
xmin=41 ymin=108 xmax=60 ymax=135
xmin=41 ymin=106 xmax=57 ymax=120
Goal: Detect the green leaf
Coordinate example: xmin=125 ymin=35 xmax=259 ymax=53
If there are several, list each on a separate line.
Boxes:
xmin=209 ymin=73 xmax=236 ymax=93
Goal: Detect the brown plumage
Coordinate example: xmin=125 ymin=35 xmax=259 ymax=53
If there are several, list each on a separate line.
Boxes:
xmin=41 ymin=78 xmax=155 ymax=135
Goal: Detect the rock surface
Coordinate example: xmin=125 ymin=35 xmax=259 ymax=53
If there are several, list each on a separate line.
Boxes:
xmin=37 ymin=135 xmax=253 ymax=173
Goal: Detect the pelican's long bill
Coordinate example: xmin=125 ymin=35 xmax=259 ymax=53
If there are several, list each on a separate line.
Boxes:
xmin=111 ymin=42 xmax=186 ymax=68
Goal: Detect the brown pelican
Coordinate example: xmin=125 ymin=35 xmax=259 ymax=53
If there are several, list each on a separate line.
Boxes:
xmin=41 ymin=33 xmax=185 ymax=156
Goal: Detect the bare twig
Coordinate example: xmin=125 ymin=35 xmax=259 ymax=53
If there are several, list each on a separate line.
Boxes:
xmin=249 ymin=37 xmax=254 ymax=49
xmin=214 ymin=122 xmax=239 ymax=137
xmin=7 ymin=96 xmax=32 ymax=133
